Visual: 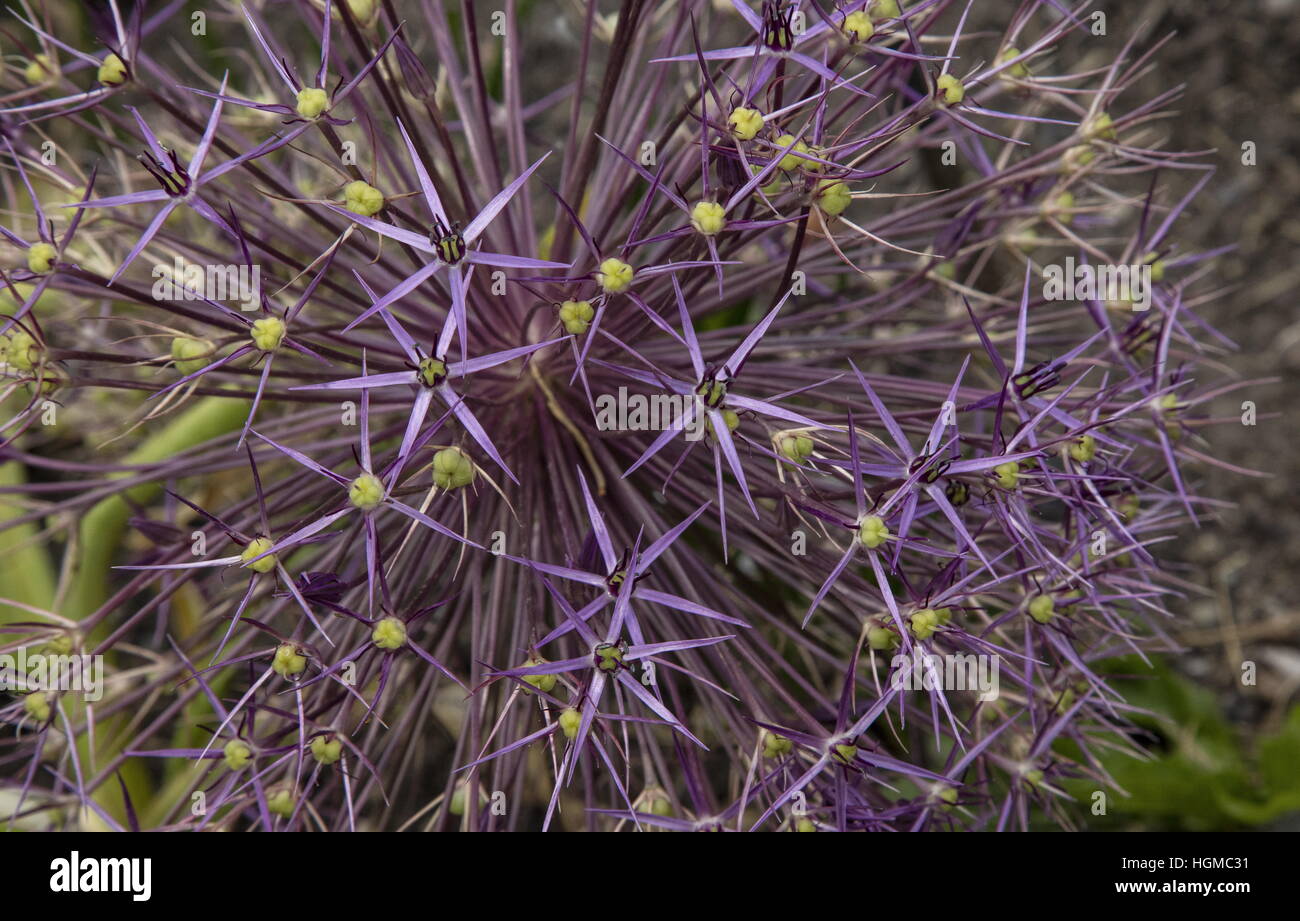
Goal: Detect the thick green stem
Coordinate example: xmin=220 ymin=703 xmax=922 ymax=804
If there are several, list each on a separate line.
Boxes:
xmin=65 ymin=394 xmax=248 ymax=621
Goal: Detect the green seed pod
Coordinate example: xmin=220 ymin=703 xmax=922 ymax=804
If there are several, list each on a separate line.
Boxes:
xmin=595 ymin=643 xmax=625 ymax=672
xmin=26 ymin=242 xmax=58 ymax=274
xmin=728 ymin=106 xmax=764 ymax=141
xmin=1061 ymin=144 xmax=1094 ymax=172
xmin=909 ymin=608 xmax=940 ymax=640
xmin=1085 ymin=111 xmax=1116 ymax=142
xmin=858 ymin=515 xmax=890 ymax=549
xmin=815 ymin=179 xmax=852 ymax=215
xmin=936 ymin=73 xmax=965 ymax=106
xmin=170 ymin=336 xmax=213 ymax=375
xmin=223 ymin=739 xmax=252 ymax=771
xmin=520 ymin=657 xmax=557 ymax=694
xmin=342 ymin=179 xmax=385 ymax=216
xmin=773 ymin=133 xmax=814 ymax=171
xmin=596 ymin=257 xmax=634 ymax=294
xmin=1067 ymin=434 xmax=1096 ymax=463
xmin=558 ymin=299 xmax=595 ymax=335
xmin=240 ymin=536 xmax=277 ymax=573
xmin=841 ymin=11 xmax=874 ymax=42
xmin=432 ymin=447 xmax=475 ymax=490
xmin=998 ymin=47 xmax=1029 ymax=79
xmin=1044 ymin=190 xmax=1075 ymax=224
xmin=1027 ymin=594 xmax=1055 ymax=624
xmin=272 ymin=643 xmax=308 ymax=677
xmin=295 ymin=87 xmax=330 ymax=119
xmin=690 ymin=201 xmax=727 ymax=236
xmin=867 ymin=624 xmax=899 ymax=651
xmin=348 ymin=472 xmax=386 ymax=510
xmin=795 ymin=817 xmax=816 ymax=832
xmin=43 ymin=633 xmax=75 ymax=656
xmin=310 ymin=734 xmax=343 ymax=765
xmin=776 ymin=432 xmax=815 ymax=464
xmin=1114 ymin=492 xmax=1139 ymax=522
xmin=250 ymin=316 xmax=286 ymax=352
xmin=267 ymin=787 xmax=296 ymax=818
xmin=993 ymin=461 xmax=1020 ymax=489
xmin=23 ymin=55 xmax=54 ymax=86
xmin=97 ymin=52 xmax=128 ymax=87
xmin=4 ymin=331 xmax=40 ymax=371
xmin=23 ymin=691 xmax=50 ymax=723
xmin=645 ymin=788 xmax=673 ymax=817
xmin=832 ymin=742 xmax=858 ymax=765
xmin=558 ymin=707 xmax=582 ymax=740
xmin=372 ymin=616 xmax=408 ymax=650
xmin=762 ymin=730 xmax=794 ymax=759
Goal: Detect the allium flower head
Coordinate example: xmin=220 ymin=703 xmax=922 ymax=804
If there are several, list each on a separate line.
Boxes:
xmin=0 ymin=0 xmax=1250 ymax=834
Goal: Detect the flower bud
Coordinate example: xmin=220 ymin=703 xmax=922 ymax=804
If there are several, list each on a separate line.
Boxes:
xmin=992 ymin=461 xmax=1020 ymax=489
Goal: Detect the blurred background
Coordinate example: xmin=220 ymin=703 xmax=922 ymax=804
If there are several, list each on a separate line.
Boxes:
xmin=1086 ymin=0 xmax=1300 ymax=830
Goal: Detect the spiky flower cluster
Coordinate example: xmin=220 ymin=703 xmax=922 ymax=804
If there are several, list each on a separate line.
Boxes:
xmin=0 ymin=0 xmax=1239 ymax=832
